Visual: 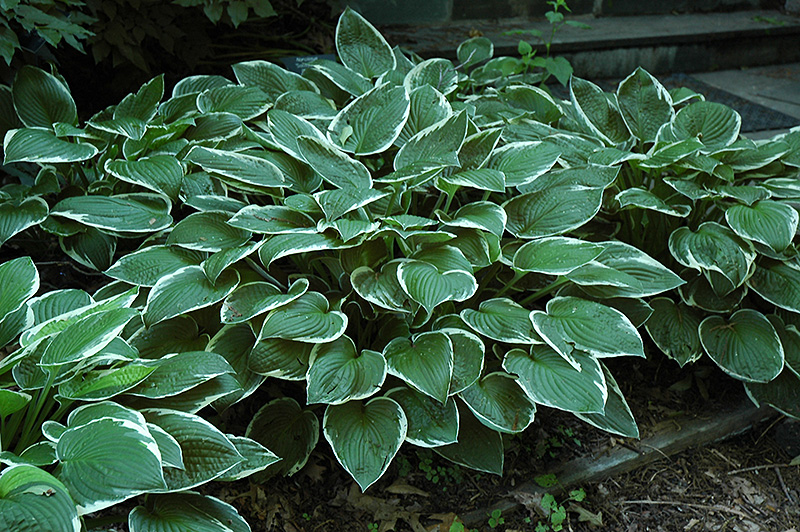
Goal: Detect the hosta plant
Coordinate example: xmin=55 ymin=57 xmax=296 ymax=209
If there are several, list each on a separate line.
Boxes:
xmin=1 ymin=6 xmax=800 ymax=529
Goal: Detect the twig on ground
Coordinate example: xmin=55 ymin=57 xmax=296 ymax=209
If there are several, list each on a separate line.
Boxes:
xmin=773 ymin=466 xmax=795 ymax=504
xmin=754 ymin=415 xmax=785 ymax=446
xmin=726 ymin=463 xmax=797 ymax=475
xmin=620 ymin=500 xmax=751 ymax=519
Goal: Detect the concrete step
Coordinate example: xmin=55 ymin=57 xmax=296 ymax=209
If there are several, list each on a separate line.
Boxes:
xmin=380 ymin=10 xmax=800 ymax=78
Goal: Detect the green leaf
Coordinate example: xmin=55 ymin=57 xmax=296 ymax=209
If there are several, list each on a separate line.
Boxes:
xmin=143 ymin=266 xmax=239 ymax=327
xmin=383 ymin=331 xmax=453 ymax=403
xmin=445 ymin=327 xmax=485 ymax=395
xmin=645 ymin=298 xmax=703 ymax=367
xmin=351 ymin=262 xmax=412 ymax=313
xmin=699 ymin=309 xmax=784 ymax=383
xmin=0 ymin=304 xmax=33 ymax=349
xmin=575 ymin=365 xmax=638 ymax=438
xmin=745 ymin=368 xmax=800 ymax=419
xmin=459 ymin=372 xmax=536 ymax=433
xmin=457 ymin=36 xmax=493 ymax=67
xmin=669 ymin=222 xmax=755 ymax=291
xmin=57 ymin=363 xmax=157 ymax=401
xmin=246 ymin=397 xmax=319 ymax=478
xmin=323 ymin=397 xmax=406 ymax=491
xmin=440 ymin=168 xmax=505 ymax=193
xmin=394 ymin=110 xmax=468 ymax=170
xmin=504 ymin=183 xmax=603 ymax=238
xmin=105 ymin=245 xmax=203 ymax=287
xmin=725 ymin=200 xmax=798 ymax=252
xmin=217 ymin=436 xmax=280 ymax=481
xmin=386 ymin=387 xmax=459 ymax=447
xmin=129 ymin=492 xmax=250 ymax=532
xmin=185 ymin=146 xmax=285 ymax=189
xmin=397 ymin=85 xmax=453 ymax=146
xmin=258 ymin=292 xmax=347 ymax=343
xmin=615 ymin=188 xmax=691 ymax=217
xmin=3 ymin=127 xmax=98 ymax=163
xmin=335 ymin=7 xmax=396 ymax=78
xmin=671 ymin=101 xmax=741 ymax=152
xmin=183 ymin=112 xmax=242 ymax=142
xmin=12 ymin=65 xmax=77 ymax=127
xmin=305 ymin=59 xmax=372 ymax=97
xmin=274 ymin=90 xmax=337 ymax=119
xmin=126 ymin=351 xmax=233 ymax=399
xmin=503 ymin=345 xmax=606 ymax=414
xmin=115 ymin=75 xmax=164 ymax=122
xmin=202 ymin=241 xmax=261 ymax=285
xmin=296 ymin=134 xmax=372 ymax=189
xmin=397 ymin=259 xmax=477 ymax=314
xmin=197 ymin=85 xmax=271 ymax=120
xmin=258 ymin=232 xmax=345 ymax=267
xmin=56 ymin=417 xmax=166 ymax=513
xmin=50 ymin=193 xmax=172 ymax=233
xmin=679 ymin=269 xmax=746 ymax=313
xmin=460 ymin=298 xmax=542 ymax=344
xmin=167 ymin=211 xmax=251 ymax=252
xmin=748 ymin=261 xmax=800 ymax=313
xmin=267 ymin=109 xmax=328 ymax=159
xmin=0 ymin=197 xmax=48 ymax=246
xmin=616 ymin=67 xmax=674 ymax=143
xmin=105 ymin=156 xmax=184 ymax=200
xmin=221 ymin=278 xmax=308 ymax=324
xmin=438 ymin=201 xmax=506 ymax=239
xmin=307 ymin=336 xmax=386 ymax=405
xmin=232 ymin=59 xmax=318 ymax=101
xmin=328 ymin=83 xmax=409 ymax=156
xmin=60 ymin=227 xmax=117 ymax=271
xmin=487 ymin=141 xmax=561 ymax=188
xmin=531 ymin=297 xmax=644 ymax=368
xmin=0 ymin=465 xmax=79 ymax=532
xmin=434 ymin=403 xmax=503 ymax=475
xmin=635 ymin=139 xmax=703 ymax=170
xmin=0 ymin=256 xmax=38 ymax=322
xmin=503 ymin=85 xmax=563 ymax=123
xmin=0 ymin=389 xmax=30 ymax=418
xmin=513 ymin=237 xmax=603 ymax=275
xmin=569 ymin=76 xmax=629 ymax=145
xmin=228 ymin=204 xmax=316 ymax=234
xmin=404 ymin=58 xmax=458 ymax=96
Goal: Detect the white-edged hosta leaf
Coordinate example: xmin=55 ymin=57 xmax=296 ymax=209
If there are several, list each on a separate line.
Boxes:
xmin=350 ymin=261 xmax=412 ymax=313
xmin=397 ymin=85 xmax=452 ymax=146
xmin=228 ymin=204 xmax=316 ymax=234
xmin=438 ymin=201 xmax=506 ymax=239
xmin=645 ymin=297 xmax=703 ymax=367
xmin=404 ymin=58 xmax=458 ymax=96
xmin=185 ymin=146 xmax=285 ymax=188
xmin=124 ymin=375 xmax=241 ymax=414
xmin=258 ymin=232 xmax=345 ymax=267
xmin=725 ymin=200 xmax=798 ymax=252
xmin=232 ymin=59 xmax=318 ymax=101
xmin=0 ymin=465 xmax=80 ymax=532
xmin=307 ymin=336 xmax=386 ymax=405
xmin=679 ymin=269 xmax=747 ymax=313
xmin=503 ymin=345 xmax=606 ymax=414
xmin=217 ymin=436 xmax=280 ymax=481
xmin=335 ymin=7 xmax=396 ymax=78
xmin=167 ymin=211 xmax=251 ymax=252
xmin=105 ymin=156 xmax=184 ymax=200
xmin=394 ymin=110 xmax=467 ymax=170
xmin=0 ymin=304 xmax=33 ymax=349
xmin=314 ymin=187 xmax=388 ymax=221
xmin=202 ymin=241 xmax=261 ymax=285
xmin=246 ymin=397 xmax=319 ymax=478
xmin=458 ymin=128 xmax=503 ymax=170
xmin=0 ymin=197 xmax=48 ymax=246
xmin=57 ymin=363 xmax=157 ymax=401
xmin=443 ymin=327 xmax=485 ymax=395
xmin=768 ymin=315 xmax=800 ymax=377
xmin=745 ymin=368 xmax=800 ymax=419
xmin=459 ymin=372 xmax=536 ymax=434
xmin=503 ymin=184 xmax=603 ymax=238
xmin=457 ymin=36 xmax=493 ymax=67
xmin=59 ymin=226 xmax=116 ymax=271
xmin=13 ymin=65 xmax=77 ymax=127
xmin=125 ymin=351 xmax=233 ymax=399
xmin=0 ymin=389 xmax=30 ymax=418
xmin=305 ymin=58 xmax=372 ymax=97
xmin=460 ymin=298 xmax=542 ymax=344
xmin=50 ymin=193 xmax=172 ymax=233
xmin=129 ymin=492 xmax=250 ymax=532
xmin=487 ymin=141 xmax=561 ymax=188
xmin=699 ymin=309 xmax=784 ymax=383
xmin=296 ymin=134 xmax=372 ymax=189
xmin=259 ymin=292 xmax=347 ymax=343
xmin=503 ymin=85 xmax=562 ymax=123
xmin=267 ymin=109 xmax=328 ymax=159
xmin=128 ymin=315 xmax=208 ymax=359
xmin=635 ymin=138 xmax=704 ymax=170
xmin=440 ymin=168 xmax=505 ymax=193
xmin=4 ymin=127 xmax=98 ymax=163
xmin=386 ymin=387 xmax=458 ymax=447
xmin=397 ymin=260 xmax=477 ymax=314
xmin=274 ymin=90 xmax=337 ymax=119
xmin=569 ymin=76 xmax=629 ymax=145
xmin=669 ymin=222 xmax=755 ymax=291
xmin=39 ymin=307 xmax=137 ymax=368
xmin=671 ymin=101 xmax=741 ymax=152
xmin=0 ymin=256 xmax=38 ymax=322
xmin=105 ymin=245 xmax=203 ymax=287
xmin=383 ymin=331 xmax=453 ymax=403
xmin=143 ymin=266 xmax=239 ymax=327
xmin=531 ymin=296 xmax=644 ymax=367
xmin=616 ymin=188 xmax=691 ymax=217
xmin=616 ymin=67 xmax=674 ymax=143
xmin=143 ymin=409 xmax=243 ymax=491
xmin=197 ymin=84 xmax=270 ymax=120
xmin=513 ymin=237 xmax=603 ymax=275
xmin=749 ymin=261 xmax=800 ymax=313
xmin=147 ymin=423 xmax=184 ymax=469
xmin=575 ymin=365 xmax=638 ymax=438
xmin=323 ymin=397 xmax=406 ymax=491
xmin=433 ymin=402 xmax=503 ymax=475
xmin=711 ymin=184 xmax=770 ymax=206
xmin=222 ymin=278 xmax=308 ymax=324
xmin=205 ymin=324 xmax=263 ymax=412
xmin=328 ymin=83 xmax=409 ymax=156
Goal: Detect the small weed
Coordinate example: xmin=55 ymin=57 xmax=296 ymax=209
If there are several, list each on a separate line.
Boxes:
xmin=302 ymin=512 xmax=311 ymax=521
xmin=367 ymin=523 xmax=378 ymax=532
xmin=488 ymin=508 xmax=505 ymax=529
xmin=449 ymin=521 xmax=479 ymax=532
xmin=535 ymin=487 xmax=588 ymax=531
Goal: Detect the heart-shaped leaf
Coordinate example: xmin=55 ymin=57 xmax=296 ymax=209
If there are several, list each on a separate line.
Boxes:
xmin=167 ymin=211 xmax=252 ymax=252
xmin=725 ymin=200 xmax=798 ymax=252
xmin=4 ymin=127 xmax=98 ymax=164
xmin=335 ymin=7 xmax=396 ymax=78
xmin=397 ymin=260 xmax=477 ymax=314
xmin=671 ymin=101 xmax=740 ymax=152
xmin=222 ymin=278 xmax=308 ymax=324
xmin=575 ymin=365 xmax=639 ymax=438
xmin=105 ymin=156 xmax=184 ymax=200
xmin=307 ymin=336 xmax=387 ymax=404
xmin=616 ymin=67 xmax=674 ymax=143
xmin=513 ymin=237 xmax=604 ymax=275
xmin=383 ymin=331 xmax=453 ymax=403
xmin=386 ymin=387 xmax=459 ymax=447
xmin=459 ymin=372 xmax=536 ymax=433
xmin=50 ymin=193 xmax=172 ymax=233
xmin=460 ymin=298 xmax=542 ymax=344
xmin=105 ymin=246 xmax=203 ymax=287
xmin=0 ymin=465 xmax=79 ymax=532
xmin=143 ymin=266 xmax=239 ymax=327
xmin=129 ymin=492 xmax=250 ymax=532
xmin=13 ymin=65 xmax=77 ymax=127
xmin=351 ymin=261 xmax=412 ymax=313
xmin=434 ymin=403 xmax=503 ymax=475
xmin=259 ymin=292 xmax=347 ymax=343
xmin=645 ymin=298 xmax=703 ymax=367
xmin=0 ymin=197 xmax=48 ymax=247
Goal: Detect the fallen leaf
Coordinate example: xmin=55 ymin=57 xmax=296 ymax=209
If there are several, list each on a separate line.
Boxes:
xmin=568 ymin=503 xmax=602 ymax=527
xmin=385 ymin=481 xmax=430 ymax=497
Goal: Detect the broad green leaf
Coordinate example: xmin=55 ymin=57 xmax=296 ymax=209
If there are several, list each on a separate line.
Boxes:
xmin=438 ymin=201 xmax=506 ymax=239
xmin=383 ymin=331 xmax=453 ymax=403
xmin=143 ymin=410 xmax=243 ymax=491
xmin=763 ymin=177 xmax=800 ymax=198
xmin=679 ymin=269 xmax=747 ymax=313
xmin=767 ymin=315 xmax=800 ymax=377
xmin=296 ymin=134 xmax=372 ymax=189
xmin=39 ymin=307 xmax=138 ymax=368
xmin=143 ymin=266 xmax=239 ymax=327
xmin=204 ymin=324 xmax=263 ymax=412
xmin=167 ymin=211 xmax=251 ymax=252
xmin=394 ymin=111 xmax=468 ymax=170
xmin=13 ymin=65 xmax=77 ymax=127
xmin=397 ymin=260 xmax=477 ymax=314
xmin=725 ymin=200 xmax=798 ymax=252
xmin=328 ymin=83 xmax=409 ymax=156
xmin=314 ymin=187 xmax=388 ymax=221
xmin=569 ymin=76 xmax=629 ymax=145
xmin=59 ymin=227 xmax=117 ymax=271
xmin=351 ymin=261 xmax=412 ymax=313
xmin=575 ymin=365 xmax=638 ymax=438
xmin=397 ymin=85 xmax=453 ymax=145
xmin=0 ymin=197 xmax=48 ymax=246
xmin=221 ymin=278 xmax=308 ymax=323
xmin=258 ymin=292 xmax=347 ymax=343
xmin=323 ymin=397 xmax=406 ymax=491
xmin=266 ymin=108 xmax=328 ymax=159
xmin=669 ymin=222 xmax=755 ymax=291
xmin=197 ymin=84 xmax=271 ymax=120
xmin=440 ymin=168 xmax=505 ymax=193
xmin=65 ymin=400 xmax=145 ymax=428
xmin=89 ymin=116 xmax=146 ymax=140
xmin=725 ymin=140 xmax=790 ymax=172
xmin=57 ymin=417 xmax=166 ymax=514
xmin=487 ymin=141 xmax=561 ymax=188
xmin=50 ymin=193 xmax=172 ymax=233
xmin=460 ymin=298 xmax=542 ymax=344
xmin=699 ymin=309 xmax=784 ymax=383
xmin=0 ymin=388 xmax=30 ymax=418
xmin=217 ymin=436 xmax=280 ymax=481
xmin=4 ymin=127 xmax=98 ymax=163
xmin=503 ymin=345 xmax=606 ymax=414
xmin=457 ymin=36 xmax=493 ymax=68
xmin=458 ymin=128 xmax=503 ymax=170
xmin=434 ymin=403 xmax=503 ymax=475
xmin=635 ymin=138 xmax=703 ymax=170
xmin=749 ymin=261 xmax=800 ymax=313
xmin=503 ymin=85 xmax=563 ymax=123
xmin=229 ymin=204 xmax=316 ymax=234
xmin=531 ymin=297 xmax=644 ymax=367
xmin=124 ymin=375 xmax=241 ymax=414
xmin=129 ymin=492 xmax=250 ymax=532
xmin=232 ymin=59 xmax=318 ymax=101
xmin=745 ymin=368 xmax=800 ymax=419
xmin=105 ymin=156 xmax=184 ymax=200
xmin=513 ymin=237 xmax=603 ymax=275
xmin=305 ymin=59 xmax=372 ymax=97
xmin=307 ymin=336 xmax=386 ymax=404
xmin=444 ymin=328 xmax=485 ymax=395
xmin=246 ymin=397 xmax=319 ymax=478
xmin=115 ymin=75 xmax=163 ymax=122
xmin=57 ymin=363 xmax=157 ymax=401
xmin=185 ymin=146 xmax=285 ymax=189
xmin=0 ymin=465 xmax=79 ymax=532
xmin=504 ymin=184 xmax=603 ymax=238
xmin=671 ymin=100 xmax=741 ymax=152
xmin=645 ymin=297 xmax=703 ymax=367
xmin=185 ymin=113 xmax=244 ymax=143
xmin=711 ymin=184 xmax=770 ymax=206
xmin=616 ymin=67 xmax=674 ymax=143
xmin=258 ymin=232 xmax=346 ymax=266
xmin=128 ymin=315 xmax=208 ymax=359
xmin=15 ymin=441 xmax=57 ymax=467
xmin=404 ymin=58 xmax=458 ymax=96
xmin=106 ymin=245 xmax=203 ymax=287
xmin=335 ymin=7 xmax=396 ymax=78
xmin=615 ymin=188 xmax=691 ymax=217
xmin=459 ymin=372 xmax=535 ymax=433
xmin=0 ymin=256 xmax=38 ymax=322
xmin=386 ymin=387 xmax=459 ymax=447
xmin=0 ymin=304 xmax=33 ymax=349
xmin=274 ymin=90 xmax=337 ymax=119
xmin=125 ymin=351 xmax=233 ymax=399
xmin=202 ymin=241 xmax=261 ymax=285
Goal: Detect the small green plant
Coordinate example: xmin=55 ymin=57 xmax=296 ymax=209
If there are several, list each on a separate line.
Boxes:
xmin=367 ymin=522 xmax=378 ymax=532
xmin=488 ymin=508 xmax=505 ymax=528
xmin=449 ymin=521 xmax=478 ymax=532
xmin=537 ymin=489 xmax=586 ymax=531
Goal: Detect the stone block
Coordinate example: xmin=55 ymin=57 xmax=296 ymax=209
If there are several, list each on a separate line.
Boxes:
xmin=452 ymin=0 xmax=594 ymax=20
xmin=333 ymin=0 xmax=451 ymax=25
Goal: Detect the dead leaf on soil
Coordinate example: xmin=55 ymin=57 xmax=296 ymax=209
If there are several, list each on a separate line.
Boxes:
xmin=568 ymin=502 xmax=603 ymax=526
xmin=346 ymin=483 xmax=427 ymax=532
xmin=385 ymin=481 xmax=430 ymax=497
xmin=427 ymin=512 xmax=459 ymax=531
